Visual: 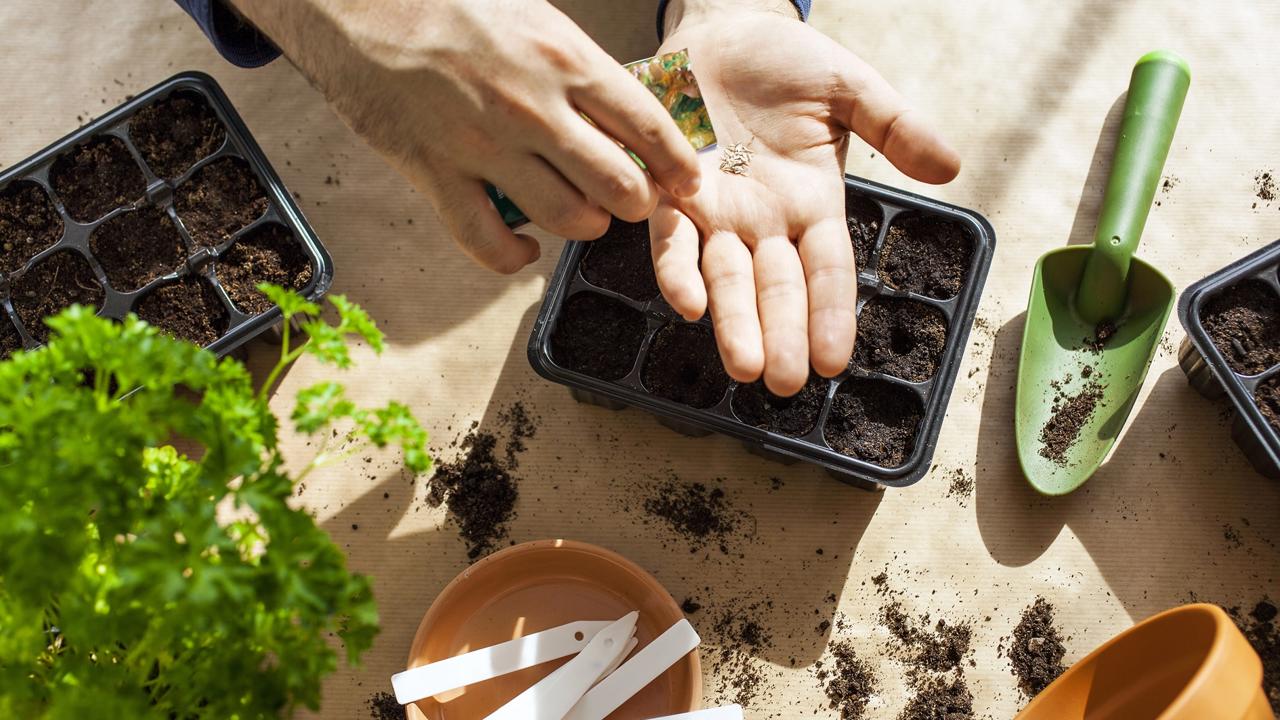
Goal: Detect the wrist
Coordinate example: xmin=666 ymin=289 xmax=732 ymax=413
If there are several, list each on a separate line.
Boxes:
xmin=662 ymin=0 xmax=801 ymax=39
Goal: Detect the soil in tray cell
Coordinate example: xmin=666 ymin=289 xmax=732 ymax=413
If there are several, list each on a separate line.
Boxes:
xmin=846 ymin=190 xmax=882 ymax=272
xmin=1255 ymin=375 xmax=1280 ymax=435
xmin=215 ymin=223 xmax=313 ymax=315
xmin=11 ymin=250 xmax=105 ymax=343
xmin=879 ymin=213 xmax=973 ymax=300
xmin=823 ymin=376 xmax=922 ymax=467
xmin=580 ymin=218 xmax=660 ymax=301
xmin=1 ymin=318 xmax=21 ymax=358
xmin=135 ymin=276 xmax=229 ymax=347
xmin=1201 ymin=279 xmax=1280 ymax=376
xmin=549 ymin=291 xmax=647 ymax=381
xmin=49 ymin=136 xmax=146 ymax=223
xmin=175 ymin=157 xmax=268 ymax=246
xmin=130 ymin=91 xmax=227 ymax=180
xmin=854 ymin=296 xmax=947 ymax=382
xmin=732 ymin=373 xmax=827 ymax=437
xmin=641 ymin=322 xmax=732 ymax=409
xmin=89 ymin=206 xmax=187 ymax=292
xmin=0 ymin=181 xmax=63 ymax=274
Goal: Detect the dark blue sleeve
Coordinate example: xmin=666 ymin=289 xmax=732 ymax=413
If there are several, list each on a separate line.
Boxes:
xmin=657 ymin=0 xmax=811 ymax=40
xmin=174 ymin=0 xmax=281 ymax=68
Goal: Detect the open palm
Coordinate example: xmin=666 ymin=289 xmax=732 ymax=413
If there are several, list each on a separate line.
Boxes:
xmin=652 ymin=13 xmax=960 ymax=396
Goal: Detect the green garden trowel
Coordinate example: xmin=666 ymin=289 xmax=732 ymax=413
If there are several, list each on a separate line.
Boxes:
xmin=1015 ymin=51 xmax=1190 ymax=495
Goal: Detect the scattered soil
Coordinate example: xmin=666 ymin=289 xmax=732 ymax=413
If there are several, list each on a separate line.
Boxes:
xmin=550 ymin=291 xmax=647 ymax=381
xmin=1085 ymin=321 xmax=1117 ymax=353
xmin=135 ymin=276 xmax=229 ymax=347
xmin=175 ymin=157 xmax=268 ymax=246
xmin=855 ymin=297 xmax=948 ymax=382
xmin=579 ymin=217 xmax=659 ymax=301
xmin=641 ymin=322 xmax=731 ymax=408
xmin=0 ymin=181 xmax=63 ymax=274
xmin=846 ymin=190 xmax=882 ymax=271
xmin=817 ymin=641 xmax=879 ymax=719
xmin=365 ymin=691 xmax=405 ymax=720
xmin=1038 ymin=379 xmax=1105 ymax=466
xmin=1 ymin=319 xmax=21 ymax=357
xmin=731 ymin=374 xmax=827 ymax=437
xmin=824 ymin=377 xmax=923 ymax=467
xmin=1255 ymin=376 xmax=1280 ymax=434
xmin=11 ymin=250 xmax=104 ymax=343
xmin=1228 ymin=600 xmax=1278 ymax=711
xmin=130 ymin=91 xmax=226 ymax=179
xmin=427 ymin=403 xmax=536 ymax=560
xmin=899 ymin=672 xmax=974 ymax=720
xmin=1201 ymin=280 xmax=1280 ymax=375
xmin=49 ymin=136 xmax=146 ymax=222
xmin=882 ymin=600 xmax=973 ymax=672
xmin=89 ymin=206 xmax=186 ymax=291
xmin=879 ymin=214 xmax=973 ymax=300
xmin=1008 ymin=597 xmax=1067 ymax=698
xmin=945 ymin=468 xmax=975 ymax=505
xmin=641 ymin=476 xmax=745 ymax=554
xmin=1257 ymin=171 xmax=1277 ymax=203
xmin=216 ymin=223 xmax=313 ymax=315
xmin=708 ymin=599 xmax=776 ymax=708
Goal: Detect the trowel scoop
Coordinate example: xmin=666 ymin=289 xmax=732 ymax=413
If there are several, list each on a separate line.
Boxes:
xmin=1015 ymin=51 xmax=1190 ymax=495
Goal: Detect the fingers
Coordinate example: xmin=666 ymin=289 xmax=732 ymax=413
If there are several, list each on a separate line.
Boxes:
xmin=572 ymin=64 xmax=702 ymax=199
xmin=542 ymin=114 xmax=661 ymax=223
xmin=753 ymin=236 xmax=810 ymax=396
xmin=834 ymin=50 xmax=961 ymax=184
xmin=497 ymin=156 xmax=612 ymax=240
xmin=426 ymin=175 xmax=541 ymax=274
xmin=798 ymin=218 xmax=857 ymax=377
xmin=703 ymin=231 xmax=764 ymax=382
xmin=650 ymin=203 xmax=706 ymax=320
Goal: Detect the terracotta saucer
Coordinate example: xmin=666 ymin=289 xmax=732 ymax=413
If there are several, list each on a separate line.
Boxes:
xmin=405 ymin=539 xmax=701 ymax=719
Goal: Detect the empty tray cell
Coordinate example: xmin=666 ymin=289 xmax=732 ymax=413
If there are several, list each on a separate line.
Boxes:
xmin=846 ymin=190 xmax=882 ymax=271
xmin=1255 ymin=375 xmax=1280 ymax=436
xmin=641 ymin=322 xmax=731 ymax=409
xmin=1199 ymin=279 xmax=1280 ymax=376
xmin=11 ymin=250 xmax=105 ymax=343
xmin=89 ymin=206 xmax=187 ymax=292
xmin=130 ymin=90 xmax=227 ymax=179
xmin=550 ymin=291 xmax=647 ymax=381
xmin=176 ymin=157 xmax=268 ymax=246
xmin=0 ymin=181 xmax=63 ymax=274
xmin=135 ymin=276 xmax=229 ymax=347
xmin=879 ymin=213 xmax=973 ymax=300
xmin=580 ymin=218 xmax=659 ymax=301
xmin=215 ymin=223 xmax=313 ymax=315
xmin=1 ymin=317 xmax=21 ymax=358
xmin=49 ymin=136 xmax=146 ymax=223
xmin=824 ymin=377 xmax=922 ymax=468
xmin=732 ymin=374 xmax=827 ymax=437
xmin=854 ymin=296 xmax=948 ymax=382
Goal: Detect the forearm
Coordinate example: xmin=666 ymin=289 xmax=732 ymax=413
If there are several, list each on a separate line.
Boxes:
xmin=662 ymin=0 xmax=801 ymax=37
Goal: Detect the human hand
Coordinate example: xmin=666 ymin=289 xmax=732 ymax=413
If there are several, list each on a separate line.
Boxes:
xmin=229 ymin=0 xmax=701 ymax=273
xmin=653 ymin=3 xmax=960 ymax=396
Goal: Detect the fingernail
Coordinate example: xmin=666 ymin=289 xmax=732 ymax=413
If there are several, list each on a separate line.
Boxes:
xmin=674 ymin=175 xmax=701 ymax=198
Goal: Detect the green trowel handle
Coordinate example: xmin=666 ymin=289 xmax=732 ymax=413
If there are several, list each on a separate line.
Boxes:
xmin=1077 ymin=50 xmax=1190 ymax=323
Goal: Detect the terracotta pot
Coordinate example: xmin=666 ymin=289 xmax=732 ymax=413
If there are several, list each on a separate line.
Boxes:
xmin=405 ymin=539 xmax=700 ymax=719
xmin=1016 ymin=603 xmax=1273 ymax=720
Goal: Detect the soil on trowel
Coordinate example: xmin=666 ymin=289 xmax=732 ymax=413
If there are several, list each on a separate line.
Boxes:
xmin=824 ymin=377 xmax=923 ymax=467
xmin=1201 ymin=280 xmax=1280 ymax=375
xmin=1255 ymin=376 xmax=1280 ymax=434
xmin=1085 ymin=321 xmax=1117 ymax=353
xmin=579 ymin=217 xmax=660 ymax=301
xmin=50 ymin=136 xmax=146 ymax=222
xmin=879 ymin=214 xmax=973 ymax=300
xmin=427 ymin=403 xmax=537 ymax=560
xmin=130 ymin=91 xmax=227 ymax=179
xmin=641 ymin=322 xmax=732 ymax=408
xmin=175 ymin=157 xmax=268 ymax=246
xmin=846 ymin=190 xmax=882 ymax=271
xmin=639 ymin=475 xmax=748 ymax=554
xmin=1228 ymin=599 xmax=1279 ymax=711
xmin=0 ymin=181 xmax=63 ymax=274
xmin=855 ymin=296 xmax=948 ymax=382
xmin=135 ymin=276 xmax=229 ymax=347
xmin=1038 ymin=379 xmax=1105 ymax=466
xmin=89 ymin=206 xmax=187 ymax=291
xmin=731 ymin=373 xmax=827 ymax=437
xmin=1007 ymin=597 xmax=1067 ymax=699
xmin=11 ymin=250 xmax=104 ymax=343
xmin=816 ymin=640 xmax=879 ymax=719
xmin=215 ymin=223 xmax=313 ymax=315
xmin=550 ymin=291 xmax=647 ymax=381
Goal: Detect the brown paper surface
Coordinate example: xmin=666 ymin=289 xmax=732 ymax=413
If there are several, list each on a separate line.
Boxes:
xmin=2 ymin=1 xmax=1278 ymax=718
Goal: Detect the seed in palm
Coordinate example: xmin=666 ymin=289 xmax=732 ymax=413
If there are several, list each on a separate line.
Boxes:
xmin=719 ymin=141 xmax=754 ymax=176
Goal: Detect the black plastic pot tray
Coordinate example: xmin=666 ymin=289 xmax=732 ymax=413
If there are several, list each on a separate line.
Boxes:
xmin=1178 ymin=239 xmax=1280 ymax=478
xmin=528 ymin=174 xmax=995 ymax=491
xmin=0 ymin=71 xmax=332 ymax=358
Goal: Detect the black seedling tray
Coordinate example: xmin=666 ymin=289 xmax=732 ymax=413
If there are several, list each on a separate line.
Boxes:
xmin=528 ymin=175 xmax=995 ymax=491
xmin=0 ymin=71 xmax=331 ymax=357
xmin=1178 ymin=239 xmax=1280 ymax=478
